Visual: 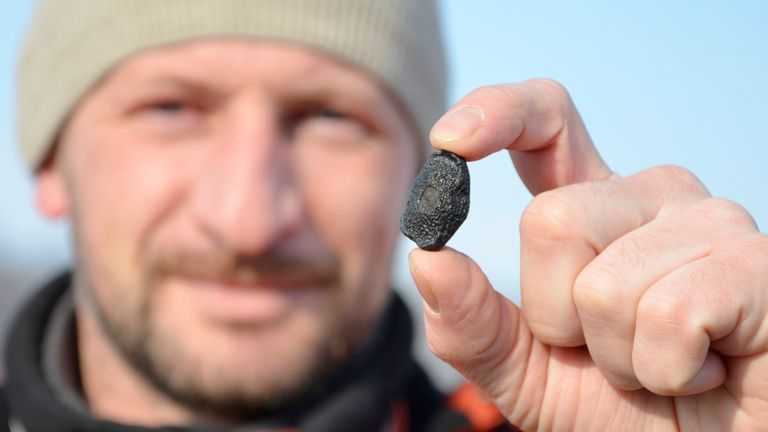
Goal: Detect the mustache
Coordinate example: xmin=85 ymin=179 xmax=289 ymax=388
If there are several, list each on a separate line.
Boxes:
xmin=144 ymin=248 xmax=341 ymax=287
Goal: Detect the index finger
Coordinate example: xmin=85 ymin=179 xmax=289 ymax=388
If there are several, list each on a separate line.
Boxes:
xmin=430 ymin=79 xmax=613 ymax=194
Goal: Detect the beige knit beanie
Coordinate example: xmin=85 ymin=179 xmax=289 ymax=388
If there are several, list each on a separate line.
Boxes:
xmin=17 ymin=0 xmax=447 ymax=170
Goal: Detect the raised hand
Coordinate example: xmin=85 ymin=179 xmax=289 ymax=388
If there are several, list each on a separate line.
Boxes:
xmin=410 ymin=79 xmax=768 ymax=431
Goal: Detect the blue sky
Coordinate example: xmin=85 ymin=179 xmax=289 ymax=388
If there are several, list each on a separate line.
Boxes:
xmin=1 ymin=1 xmax=767 ymax=304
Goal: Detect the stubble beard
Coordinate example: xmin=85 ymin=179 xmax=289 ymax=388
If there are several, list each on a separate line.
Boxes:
xmin=85 ymin=250 xmax=349 ymax=423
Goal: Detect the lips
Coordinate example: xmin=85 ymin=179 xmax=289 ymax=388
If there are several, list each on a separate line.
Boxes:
xmin=164 ymin=274 xmax=334 ymax=327
xmin=142 ymin=247 xmax=341 ymax=326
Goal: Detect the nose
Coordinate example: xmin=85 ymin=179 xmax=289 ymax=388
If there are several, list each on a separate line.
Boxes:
xmin=192 ymin=97 xmax=301 ymax=255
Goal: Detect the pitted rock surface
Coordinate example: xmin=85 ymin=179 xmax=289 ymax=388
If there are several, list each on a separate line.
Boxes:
xmin=400 ymin=150 xmax=470 ymax=251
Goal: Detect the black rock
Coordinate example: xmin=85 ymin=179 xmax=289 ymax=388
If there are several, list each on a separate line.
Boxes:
xmin=400 ymin=150 xmax=470 ymax=251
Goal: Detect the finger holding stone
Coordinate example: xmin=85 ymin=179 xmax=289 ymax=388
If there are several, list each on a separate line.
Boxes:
xmin=429 ymin=79 xmax=612 ymax=194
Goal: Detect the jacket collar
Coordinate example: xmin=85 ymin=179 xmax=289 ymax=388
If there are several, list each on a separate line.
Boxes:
xmin=4 ymin=272 xmax=416 ymax=432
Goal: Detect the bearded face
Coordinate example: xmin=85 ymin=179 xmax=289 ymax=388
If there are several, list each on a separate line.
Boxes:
xmin=38 ymin=39 xmax=419 ymax=422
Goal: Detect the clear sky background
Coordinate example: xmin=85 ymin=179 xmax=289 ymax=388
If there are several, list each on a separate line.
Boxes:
xmin=1 ymin=1 xmax=767 ymax=383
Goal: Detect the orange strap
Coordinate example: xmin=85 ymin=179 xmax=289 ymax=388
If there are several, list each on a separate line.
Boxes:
xmin=448 ymin=383 xmax=507 ymax=432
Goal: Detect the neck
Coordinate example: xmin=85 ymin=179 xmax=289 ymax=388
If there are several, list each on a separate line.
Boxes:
xmin=76 ymin=303 xmax=197 ymax=427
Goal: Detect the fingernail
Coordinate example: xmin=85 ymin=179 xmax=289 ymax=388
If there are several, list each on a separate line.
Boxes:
xmin=430 ymin=106 xmax=483 ymax=143
xmin=408 ymin=251 xmax=440 ymax=314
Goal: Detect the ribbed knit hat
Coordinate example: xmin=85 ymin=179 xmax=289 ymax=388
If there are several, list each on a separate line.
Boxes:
xmin=17 ymin=0 xmax=447 ymax=170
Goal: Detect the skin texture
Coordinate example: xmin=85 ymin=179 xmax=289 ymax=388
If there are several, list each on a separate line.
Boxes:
xmin=35 ymin=39 xmax=419 ymax=426
xmin=410 ymin=79 xmax=768 ymax=431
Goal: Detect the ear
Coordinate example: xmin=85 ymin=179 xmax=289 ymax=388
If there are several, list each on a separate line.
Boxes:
xmin=35 ymin=154 xmax=69 ymax=219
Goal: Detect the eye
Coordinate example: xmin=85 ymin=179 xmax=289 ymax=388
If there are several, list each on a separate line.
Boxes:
xmin=128 ymin=97 xmax=208 ymax=138
xmin=150 ymin=100 xmax=189 ymax=114
xmin=283 ymin=106 xmax=355 ymax=134
xmin=289 ymin=105 xmax=370 ymax=150
xmin=312 ymin=107 xmax=346 ymax=119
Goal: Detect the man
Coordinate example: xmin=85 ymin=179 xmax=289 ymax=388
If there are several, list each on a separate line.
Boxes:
xmin=3 ymin=1 xmax=767 ymax=432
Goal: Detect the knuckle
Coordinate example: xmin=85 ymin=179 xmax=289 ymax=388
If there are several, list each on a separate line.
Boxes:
xmin=706 ymin=234 xmax=768 ymax=298
xmin=573 ymin=265 xmax=625 ymax=320
xmin=528 ymin=78 xmax=576 ymax=117
xmin=528 ymin=78 xmax=571 ymax=102
xmin=746 ymin=234 xmax=768 ymax=268
xmin=636 ymin=288 xmax=691 ymax=339
xmin=633 ymin=280 xmax=719 ymax=395
xmin=694 ymin=197 xmax=758 ymax=231
xmin=646 ymin=164 xmax=709 ymax=197
xmin=637 ymin=290 xmax=681 ymax=324
xmin=520 ymin=190 xmax=586 ymax=244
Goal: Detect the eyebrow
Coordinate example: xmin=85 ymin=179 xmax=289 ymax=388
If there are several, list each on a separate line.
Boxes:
xmin=133 ymin=75 xmax=222 ymax=99
xmin=283 ymin=74 xmax=384 ymax=112
xmin=112 ymin=62 xmax=386 ymax=117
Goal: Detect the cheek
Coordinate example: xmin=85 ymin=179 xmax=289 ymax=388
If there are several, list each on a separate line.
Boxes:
xmin=64 ymin=129 xmax=198 ymax=302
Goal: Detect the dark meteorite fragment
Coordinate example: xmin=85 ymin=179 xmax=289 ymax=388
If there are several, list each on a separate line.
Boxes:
xmin=400 ymin=150 xmax=470 ymax=251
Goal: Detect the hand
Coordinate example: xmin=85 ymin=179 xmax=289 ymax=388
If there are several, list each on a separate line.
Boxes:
xmin=409 ymin=79 xmax=768 ymax=431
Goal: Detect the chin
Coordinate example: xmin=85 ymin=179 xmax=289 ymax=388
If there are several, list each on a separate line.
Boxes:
xmin=127 ymin=290 xmax=343 ymax=414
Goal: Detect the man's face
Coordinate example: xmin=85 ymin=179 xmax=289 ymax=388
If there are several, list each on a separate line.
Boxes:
xmin=38 ymin=39 xmax=419 ymax=418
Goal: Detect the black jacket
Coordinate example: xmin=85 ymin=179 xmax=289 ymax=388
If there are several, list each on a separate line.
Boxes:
xmin=1 ymin=273 xmax=515 ymax=432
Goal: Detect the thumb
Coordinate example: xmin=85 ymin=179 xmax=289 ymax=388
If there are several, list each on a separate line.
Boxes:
xmin=409 ymin=248 xmax=544 ymax=422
